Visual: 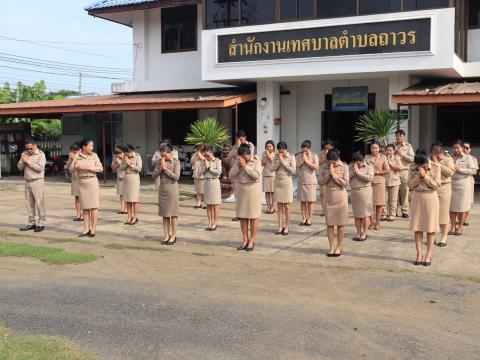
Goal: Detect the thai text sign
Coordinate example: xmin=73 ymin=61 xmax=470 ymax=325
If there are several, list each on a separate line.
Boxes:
xmin=217 ymin=18 xmax=431 ymax=63
xmin=332 ymin=87 xmax=369 ymax=112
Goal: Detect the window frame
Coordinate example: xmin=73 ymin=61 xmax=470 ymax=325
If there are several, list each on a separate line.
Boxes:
xmin=161 ymin=5 xmax=198 ymax=54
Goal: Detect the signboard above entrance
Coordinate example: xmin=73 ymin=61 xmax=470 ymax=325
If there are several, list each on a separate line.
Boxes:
xmin=218 ymin=18 xmax=431 ymax=63
xmin=332 ymin=87 xmax=369 ymax=112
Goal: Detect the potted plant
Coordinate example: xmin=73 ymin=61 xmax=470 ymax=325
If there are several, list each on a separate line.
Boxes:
xmin=185 ymin=116 xmax=230 ymax=149
xmin=354 ymin=109 xmax=406 ymax=146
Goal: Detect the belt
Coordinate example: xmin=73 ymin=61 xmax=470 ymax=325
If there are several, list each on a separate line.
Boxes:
xmin=413 ymin=189 xmax=435 ymax=193
xmin=351 ymin=185 xmax=371 ymax=190
xmin=26 ymin=178 xmax=43 ymax=182
xmin=79 ymin=175 xmax=95 ymax=179
xmin=204 ymin=178 xmax=218 ymax=181
xmin=327 ymin=187 xmax=343 ymax=191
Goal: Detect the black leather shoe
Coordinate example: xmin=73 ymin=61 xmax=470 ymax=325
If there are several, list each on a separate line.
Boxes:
xmin=401 ymin=213 xmax=409 ymax=219
xmin=20 ymin=224 xmax=36 ymax=231
xmin=232 ymin=217 xmax=240 ymax=221
xmin=34 ymin=226 xmax=45 ymax=233
xmin=78 ymin=231 xmax=91 ymax=237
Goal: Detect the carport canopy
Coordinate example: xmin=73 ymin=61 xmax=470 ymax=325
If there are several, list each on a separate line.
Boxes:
xmin=0 ymin=89 xmax=257 ymax=118
xmin=392 ymin=81 xmax=480 ymax=105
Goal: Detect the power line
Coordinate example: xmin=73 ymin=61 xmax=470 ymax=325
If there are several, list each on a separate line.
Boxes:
xmin=0 ymin=35 xmax=132 ymax=62
xmin=0 ymin=64 xmax=130 ymax=80
xmin=0 ymin=39 xmax=135 ymax=46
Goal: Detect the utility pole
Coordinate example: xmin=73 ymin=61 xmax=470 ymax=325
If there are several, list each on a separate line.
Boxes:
xmin=78 ymin=72 xmax=83 ymax=95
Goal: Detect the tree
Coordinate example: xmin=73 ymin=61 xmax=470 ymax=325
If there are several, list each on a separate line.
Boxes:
xmin=354 ymin=109 xmax=406 ymax=146
xmin=185 ymin=116 xmax=230 ymax=149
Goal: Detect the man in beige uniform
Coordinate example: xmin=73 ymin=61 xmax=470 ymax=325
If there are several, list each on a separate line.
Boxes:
xmin=17 ymin=139 xmax=46 ymax=232
xmin=395 ymin=129 xmax=415 ymax=218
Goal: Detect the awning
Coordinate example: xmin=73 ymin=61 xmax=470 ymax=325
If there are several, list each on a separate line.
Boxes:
xmin=392 ymin=81 xmax=480 ymax=105
xmin=0 ymin=89 xmax=257 ymax=118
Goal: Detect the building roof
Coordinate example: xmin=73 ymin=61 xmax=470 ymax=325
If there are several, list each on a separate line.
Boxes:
xmin=86 ymin=0 xmax=199 ymax=14
xmin=0 ymin=89 xmax=257 ymax=118
xmin=392 ymin=81 xmax=480 ymax=105
xmin=85 ymin=0 xmax=158 ymax=11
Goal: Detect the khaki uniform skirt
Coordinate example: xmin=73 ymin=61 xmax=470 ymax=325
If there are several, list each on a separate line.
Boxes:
xmin=297 ymin=184 xmax=317 ymax=202
xmin=262 ymin=176 xmax=274 ymax=193
xmin=410 ymin=191 xmax=439 ymax=233
xmin=450 ymin=177 xmax=471 ymax=212
xmin=236 ymin=182 xmax=262 ymax=219
xmin=194 ymin=178 xmax=204 ymax=195
xmin=123 ymin=173 xmax=140 ymax=203
xmin=71 ymin=174 xmax=80 ymax=197
xmin=78 ymin=176 xmax=100 ymax=210
xmin=372 ymin=182 xmax=386 ymax=206
xmin=438 ymin=183 xmax=452 ymax=225
xmin=351 ymin=186 xmax=373 ymax=218
xmin=116 ymin=179 xmax=124 ymax=196
xmin=158 ymin=182 xmax=179 ymax=217
xmin=324 ymin=188 xmax=348 ymax=226
xmin=274 ymin=177 xmax=293 ymax=203
xmin=204 ymin=178 xmax=221 ymax=205
xmin=470 ymin=176 xmax=475 ymax=205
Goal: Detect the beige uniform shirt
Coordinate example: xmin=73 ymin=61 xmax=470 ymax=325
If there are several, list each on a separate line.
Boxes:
xmin=436 ymin=156 xmax=455 ymax=184
xmin=319 ymin=161 xmax=349 ymax=190
xmin=272 ymin=152 xmax=296 ymax=178
xmin=152 ymin=149 xmax=178 ymax=165
xmin=111 ymin=156 xmax=125 ymax=180
xmin=153 ymin=158 xmax=180 ymax=184
xmin=396 ymin=142 xmax=414 ymax=181
xmin=296 ymin=152 xmax=319 ymax=185
xmin=119 ymin=153 xmax=142 ymax=174
xmin=69 ymin=152 xmax=103 ymax=177
xmin=349 ymin=162 xmax=374 ymax=189
xmin=261 ymin=151 xmax=275 ymax=177
xmin=408 ymin=161 xmax=441 ymax=192
xmin=17 ymin=149 xmax=46 ymax=180
xmin=452 ymin=154 xmax=476 ymax=180
xmin=365 ymin=154 xmax=390 ymax=185
xmin=385 ymin=154 xmax=402 ymax=187
xmin=228 ymin=156 xmax=261 ymax=184
xmin=191 ymin=152 xmax=204 ymax=179
xmin=199 ymin=158 xmax=222 ymax=179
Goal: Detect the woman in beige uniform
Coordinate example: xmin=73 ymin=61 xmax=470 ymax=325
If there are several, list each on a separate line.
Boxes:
xmin=69 ymin=138 xmax=103 ymax=238
xmin=296 ymin=140 xmax=319 ymax=226
xmin=153 ymin=144 xmax=180 ymax=245
xmin=191 ymin=144 xmax=206 ymax=209
xmin=65 ymin=143 xmax=82 ymax=221
xmin=273 ymin=142 xmax=296 ymax=236
xmin=120 ymin=144 xmax=142 ymax=225
xmin=463 ymin=142 xmax=478 ymax=226
xmin=430 ymin=143 xmax=455 ymax=247
xmin=384 ymin=144 xmax=403 ymax=222
xmin=261 ymin=140 xmax=276 ymax=214
xmin=449 ymin=140 xmax=475 ymax=236
xmin=111 ymin=145 xmax=127 ymax=215
xmin=228 ymin=144 xmax=262 ymax=252
xmin=199 ymin=146 xmax=222 ymax=231
xmin=317 ymin=139 xmax=334 ymax=216
xmin=365 ymin=141 xmax=390 ymax=230
xmin=409 ymin=150 xmax=441 ymax=266
xmin=319 ymin=149 xmax=349 ymax=257
xmin=349 ymin=151 xmax=374 ymax=241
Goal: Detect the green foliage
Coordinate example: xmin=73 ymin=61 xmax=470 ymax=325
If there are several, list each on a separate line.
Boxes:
xmin=354 ymin=109 xmax=405 ymax=145
xmin=185 ymin=116 xmax=230 ymax=149
xmin=31 ymin=119 xmax=62 ymax=139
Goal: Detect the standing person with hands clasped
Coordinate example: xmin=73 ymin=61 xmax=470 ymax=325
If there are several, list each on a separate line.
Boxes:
xmin=273 ymin=142 xmax=296 ymax=236
xmin=261 ymin=140 xmax=276 ymax=214
xmin=191 ymin=144 xmax=206 ymax=209
xmin=199 ymin=146 xmax=222 ymax=231
xmin=17 ymin=138 xmax=47 ymax=233
xmin=349 ymin=152 xmax=374 ymax=241
xmin=229 ymin=144 xmax=262 ymax=252
xmin=408 ymin=150 xmax=441 ymax=266
xmin=153 ymin=144 xmax=180 ymax=245
xmin=65 ymin=143 xmax=83 ymax=221
xmin=111 ymin=145 xmax=127 ymax=215
xmin=317 ymin=139 xmax=334 ymax=216
xmin=119 ymin=144 xmax=142 ymax=225
xmin=463 ymin=142 xmax=478 ymax=227
xmin=430 ymin=143 xmax=455 ymax=247
xmin=365 ymin=141 xmax=390 ymax=230
xmin=395 ymin=130 xmax=415 ymax=218
xmin=69 ymin=139 xmax=103 ymax=238
xmin=296 ymin=140 xmax=319 ymax=226
xmin=384 ymin=144 xmax=403 ymax=222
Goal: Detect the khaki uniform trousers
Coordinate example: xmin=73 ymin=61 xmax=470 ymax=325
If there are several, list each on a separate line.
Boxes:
xmin=385 ymin=185 xmax=400 ymax=219
xmin=398 ymin=170 xmax=409 ymax=214
xmin=25 ymin=179 xmax=46 ymax=226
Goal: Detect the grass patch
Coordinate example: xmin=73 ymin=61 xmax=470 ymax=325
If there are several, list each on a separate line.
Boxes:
xmin=104 ymin=243 xmax=168 ymax=252
xmin=0 ymin=230 xmax=96 ymax=245
xmin=0 ymin=324 xmax=100 ymax=360
xmin=436 ymin=272 xmax=480 ymax=284
xmin=0 ymin=241 xmax=98 ymax=265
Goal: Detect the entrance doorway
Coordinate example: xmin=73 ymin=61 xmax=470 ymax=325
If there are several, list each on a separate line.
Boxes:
xmin=322 ymin=93 xmax=375 ymax=163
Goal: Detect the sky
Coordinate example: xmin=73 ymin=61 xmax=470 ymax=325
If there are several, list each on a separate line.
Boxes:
xmin=0 ymin=0 xmax=133 ymax=94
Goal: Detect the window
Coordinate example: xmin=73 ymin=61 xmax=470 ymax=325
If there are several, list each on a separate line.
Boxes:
xmin=317 ymin=0 xmax=356 ymax=18
xmin=161 ymin=5 xmax=197 ymax=53
xmin=470 ymin=0 xmax=480 ymax=28
xmin=241 ymin=0 xmax=276 ymax=26
xmin=280 ymin=0 xmax=297 ymax=21
xmin=298 ymin=0 xmax=314 ymax=19
xmin=403 ymin=0 xmax=449 ymax=11
xmin=162 ymin=110 xmax=199 ymax=145
xmin=206 ymin=0 xmax=239 ymax=28
xmin=359 ymin=0 xmax=401 ymax=15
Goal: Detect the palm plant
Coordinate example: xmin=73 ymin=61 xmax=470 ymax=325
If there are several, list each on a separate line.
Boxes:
xmin=354 ymin=109 xmax=405 ymax=146
xmin=185 ymin=116 xmax=230 ymax=149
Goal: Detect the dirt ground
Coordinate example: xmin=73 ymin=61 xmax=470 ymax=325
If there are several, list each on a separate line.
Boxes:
xmin=0 ymin=177 xmax=479 ymax=359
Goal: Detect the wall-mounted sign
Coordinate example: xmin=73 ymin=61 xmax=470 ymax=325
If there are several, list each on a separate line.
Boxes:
xmin=332 ymin=86 xmax=369 ymax=112
xmin=218 ymin=18 xmax=431 ymax=63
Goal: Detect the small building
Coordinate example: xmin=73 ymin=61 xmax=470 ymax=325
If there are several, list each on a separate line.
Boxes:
xmin=1 ymin=0 xmax=480 ymax=176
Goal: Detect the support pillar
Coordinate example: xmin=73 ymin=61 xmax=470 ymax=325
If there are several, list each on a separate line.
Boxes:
xmin=256 ymin=81 xmax=280 ymax=152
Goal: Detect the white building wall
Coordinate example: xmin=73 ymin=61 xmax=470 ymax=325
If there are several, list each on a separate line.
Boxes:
xmin=467 ymin=29 xmax=480 ymax=62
